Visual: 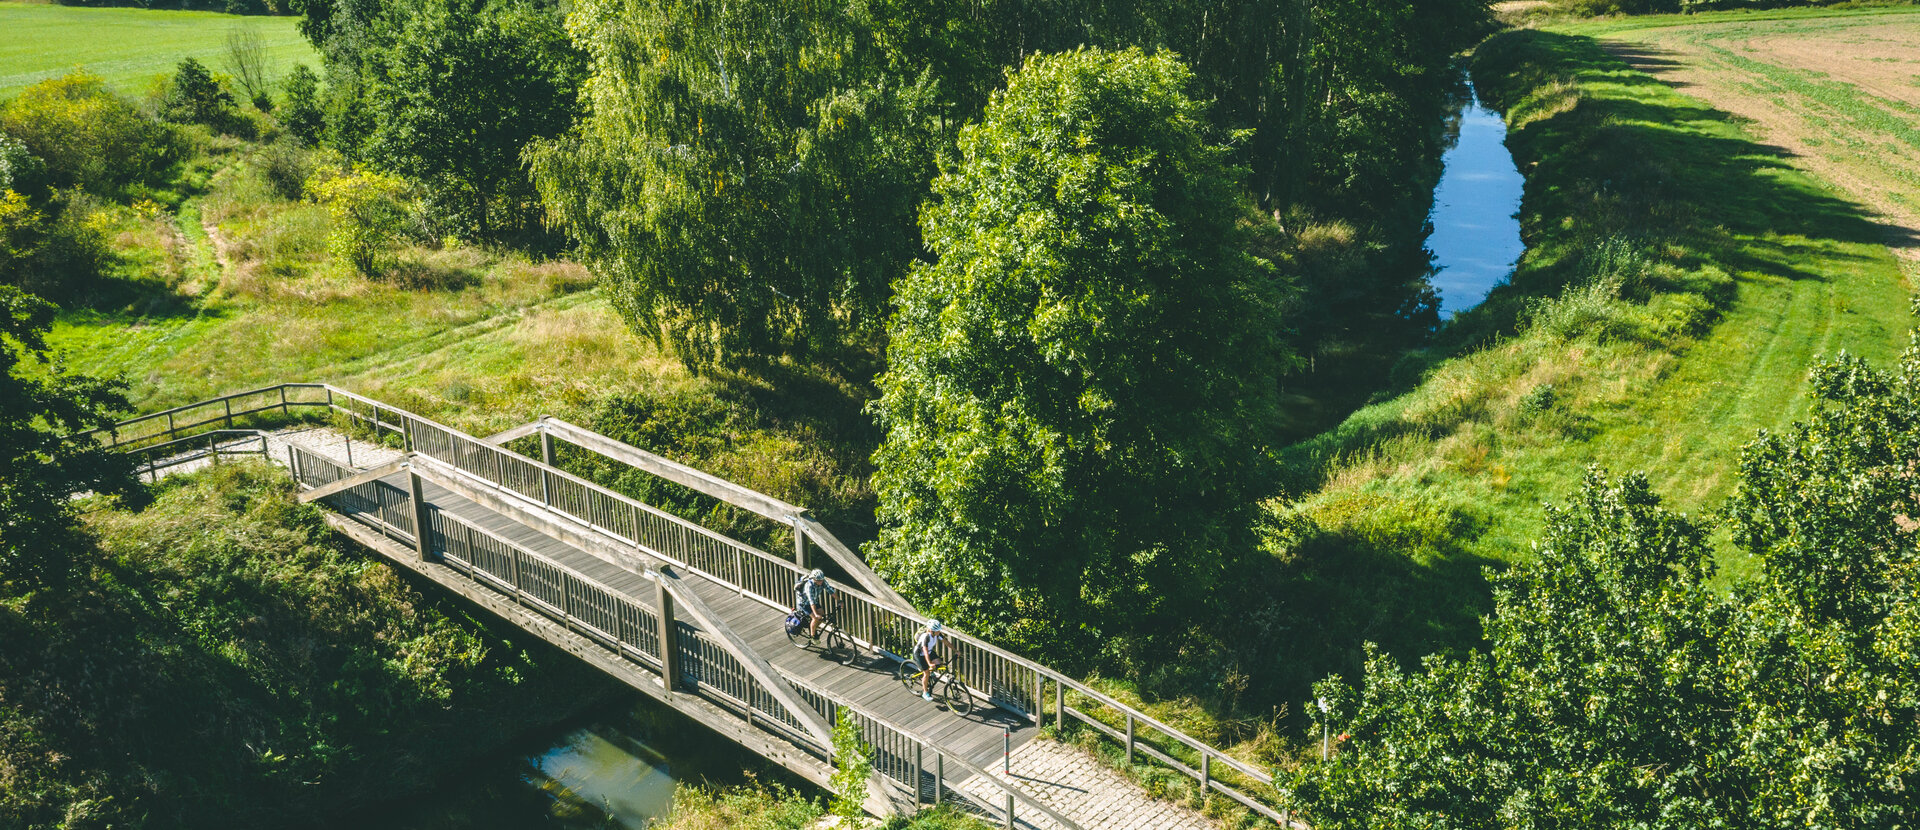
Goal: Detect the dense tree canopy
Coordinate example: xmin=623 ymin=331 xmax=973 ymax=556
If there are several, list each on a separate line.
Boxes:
xmin=528 ymin=0 xmax=942 ymax=369
xmin=1283 ymin=345 xmax=1920 ymax=828
xmin=867 ymin=48 xmax=1295 ymax=657
xmin=1 ymin=287 xmax=141 ymax=592
xmin=359 ymin=0 xmax=582 ymax=243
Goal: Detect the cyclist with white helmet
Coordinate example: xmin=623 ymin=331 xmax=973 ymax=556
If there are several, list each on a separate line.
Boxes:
xmin=793 ymin=568 xmax=834 ymax=640
xmin=913 ymin=619 xmax=950 ymax=702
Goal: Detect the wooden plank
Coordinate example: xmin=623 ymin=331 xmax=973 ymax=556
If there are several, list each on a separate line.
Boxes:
xmin=409 ymin=455 xmax=657 ymax=577
xmin=296 ymin=458 xmax=410 ymax=502
xmin=543 ymin=417 xmax=804 ymax=522
xmin=482 ymin=420 xmax=546 ymax=445
xmin=656 ymin=567 xmax=837 ymax=750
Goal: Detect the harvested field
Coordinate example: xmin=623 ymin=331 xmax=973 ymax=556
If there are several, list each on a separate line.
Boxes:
xmin=1578 ymin=8 xmax=1920 ymax=264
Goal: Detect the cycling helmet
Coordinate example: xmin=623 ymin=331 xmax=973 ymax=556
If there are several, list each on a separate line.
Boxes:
xmin=927 ymin=619 xmax=942 ymax=632
xmin=808 ymin=568 xmax=825 ymax=580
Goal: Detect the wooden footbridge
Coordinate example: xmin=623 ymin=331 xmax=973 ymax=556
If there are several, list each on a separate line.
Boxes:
xmin=89 ymin=384 xmax=1287 ymax=828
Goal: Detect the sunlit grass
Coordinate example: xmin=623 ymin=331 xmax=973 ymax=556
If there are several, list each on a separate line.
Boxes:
xmin=0 ymin=2 xmax=318 ymax=100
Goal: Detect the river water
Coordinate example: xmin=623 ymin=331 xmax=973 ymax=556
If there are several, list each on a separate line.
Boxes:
xmin=359 ymin=696 xmax=786 ymax=828
xmin=1427 ymin=83 xmax=1526 ymax=316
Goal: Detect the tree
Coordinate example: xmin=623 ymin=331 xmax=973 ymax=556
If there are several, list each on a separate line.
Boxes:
xmin=1282 ymin=357 xmax=1920 ymax=830
xmin=308 ymin=166 xmax=408 ymax=276
xmin=528 ymin=0 xmax=941 ymax=368
xmin=358 ymin=0 xmax=582 ymax=244
xmin=1 ymin=286 xmax=141 ymax=592
xmin=828 ymin=709 xmax=873 ymax=821
xmin=867 ymin=48 xmax=1295 ymax=656
xmin=226 ymin=26 xmax=273 ymax=111
xmin=161 ymin=58 xmax=238 ymax=128
xmin=279 ymin=64 xmax=325 ymax=144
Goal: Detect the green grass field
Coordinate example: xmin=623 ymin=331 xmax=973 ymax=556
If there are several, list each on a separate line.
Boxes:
xmin=0 ymin=1 xmax=317 ymax=100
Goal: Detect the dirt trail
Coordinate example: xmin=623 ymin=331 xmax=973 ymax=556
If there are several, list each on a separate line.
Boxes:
xmin=1599 ymin=14 xmax=1920 ymax=265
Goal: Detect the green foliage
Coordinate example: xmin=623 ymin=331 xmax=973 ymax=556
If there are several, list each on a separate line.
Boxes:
xmin=528 ymin=0 xmax=941 ymax=368
xmin=830 ymin=709 xmax=873 ymax=820
xmin=1284 ymin=442 xmax=1918 ymax=826
xmin=0 ymin=462 xmax=611 ymax=825
xmin=161 ymin=58 xmax=238 ymax=128
xmin=0 ymin=71 xmax=177 ymax=195
xmin=278 ymin=64 xmax=324 ymax=144
xmin=0 ymin=286 xmax=139 ymax=593
xmin=868 ymin=48 xmax=1294 ymax=658
xmin=0 ymin=132 xmax=48 ymax=197
xmin=307 ymin=164 xmax=408 ymax=276
xmin=0 ymin=189 xmax=111 ymax=303
xmin=358 ymin=0 xmax=581 ymax=245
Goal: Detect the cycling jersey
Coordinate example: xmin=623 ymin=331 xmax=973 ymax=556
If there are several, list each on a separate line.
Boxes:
xmin=794 ymin=578 xmax=830 ymax=613
xmin=914 ymin=629 xmax=947 ymax=661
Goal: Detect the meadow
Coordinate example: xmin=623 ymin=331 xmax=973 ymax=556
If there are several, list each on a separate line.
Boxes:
xmin=0 ymin=1 xmax=316 ymax=99
xmin=1243 ymin=4 xmax=1916 ymax=711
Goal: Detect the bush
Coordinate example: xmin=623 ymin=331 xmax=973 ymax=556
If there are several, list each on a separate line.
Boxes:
xmin=0 ymin=71 xmax=177 ymax=195
xmin=0 ymin=132 xmax=48 ymax=197
xmin=307 ymin=165 xmax=409 ymax=276
xmin=161 ymin=58 xmax=254 ymax=138
xmin=0 ymin=190 xmax=109 ymax=303
xmin=279 ymin=64 xmax=324 ymax=144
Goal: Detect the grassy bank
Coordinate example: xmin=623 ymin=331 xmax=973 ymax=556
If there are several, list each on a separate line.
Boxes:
xmin=0 ymin=2 xmax=316 ymax=100
xmin=1095 ymin=11 xmax=1917 ymax=776
xmin=0 ymin=463 xmax=614 ymax=827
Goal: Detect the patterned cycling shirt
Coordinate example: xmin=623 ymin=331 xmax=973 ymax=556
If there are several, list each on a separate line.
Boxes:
xmin=794 ymin=577 xmax=832 ymax=614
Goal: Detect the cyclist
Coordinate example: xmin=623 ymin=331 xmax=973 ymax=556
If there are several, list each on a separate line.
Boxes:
xmin=793 ymin=568 xmax=834 ymax=640
xmin=912 ymin=620 xmax=950 ymax=702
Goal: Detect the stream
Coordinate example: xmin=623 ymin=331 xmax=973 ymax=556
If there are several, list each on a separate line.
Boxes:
xmin=1427 ymin=82 xmax=1526 ymax=316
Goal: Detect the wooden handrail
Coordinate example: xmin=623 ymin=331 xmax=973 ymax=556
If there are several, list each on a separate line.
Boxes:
xmin=95 ymin=382 xmax=1279 ymax=820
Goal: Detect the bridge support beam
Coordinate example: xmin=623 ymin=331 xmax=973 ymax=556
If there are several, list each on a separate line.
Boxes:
xmin=656 ymin=576 xmax=680 ymax=699
xmin=792 ymin=516 xmax=809 ymax=569
xmin=408 ymin=466 xmax=431 ymax=562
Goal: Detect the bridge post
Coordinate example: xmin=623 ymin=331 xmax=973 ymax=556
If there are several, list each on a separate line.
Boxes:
xmin=656 ymin=574 xmax=680 ymax=699
xmin=792 ymin=515 xmax=809 ymax=569
xmin=540 ymin=425 xmax=555 ymax=466
xmin=408 ymin=466 xmax=432 ymax=562
xmin=914 ymin=743 xmax=924 ymax=806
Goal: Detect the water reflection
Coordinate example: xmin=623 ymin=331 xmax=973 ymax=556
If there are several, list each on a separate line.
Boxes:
xmin=358 ymin=694 xmax=801 ymax=829
xmin=1428 ymin=83 xmax=1526 ymax=316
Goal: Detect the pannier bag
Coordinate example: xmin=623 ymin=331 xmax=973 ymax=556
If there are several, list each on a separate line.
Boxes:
xmin=785 ymin=612 xmax=807 ymax=636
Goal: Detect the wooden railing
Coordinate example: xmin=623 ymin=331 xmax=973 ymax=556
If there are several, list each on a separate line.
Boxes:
xmin=286 ymin=446 xmax=1077 ymax=829
xmin=91 ymin=383 xmax=1285 ymax=824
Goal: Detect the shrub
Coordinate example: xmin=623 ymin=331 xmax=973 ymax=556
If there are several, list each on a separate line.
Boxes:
xmin=307 ymin=165 xmax=409 ymax=276
xmin=0 ymin=71 xmax=176 ymax=195
xmin=279 ymin=64 xmax=324 ymax=144
xmin=0 ymin=190 xmax=109 ymax=303
xmin=0 ymin=132 xmax=48 ymax=197
xmin=161 ymin=58 xmax=252 ymax=138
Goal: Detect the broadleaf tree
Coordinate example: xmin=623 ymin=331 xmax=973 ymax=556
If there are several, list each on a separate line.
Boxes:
xmin=1 ymin=287 xmax=142 ymax=593
xmin=528 ymin=0 xmax=941 ymax=369
xmin=359 ymin=0 xmax=583 ymax=244
xmin=867 ymin=47 xmax=1295 ymax=659
xmin=1283 ymin=341 xmax=1920 ymax=827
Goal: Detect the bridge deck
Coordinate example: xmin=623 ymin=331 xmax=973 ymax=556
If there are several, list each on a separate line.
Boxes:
xmin=377 ymin=473 xmax=1036 ymax=778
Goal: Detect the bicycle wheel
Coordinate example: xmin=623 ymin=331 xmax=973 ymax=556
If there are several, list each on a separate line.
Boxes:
xmin=820 ymin=627 xmax=849 ymax=664
xmin=894 ymin=658 xmax=918 ymax=691
xmin=941 ymin=674 xmax=975 ymax=717
xmin=830 ymin=629 xmax=859 ymax=666
xmin=785 ymin=620 xmax=811 ymax=649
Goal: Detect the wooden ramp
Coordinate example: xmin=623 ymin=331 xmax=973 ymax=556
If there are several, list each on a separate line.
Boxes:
xmin=93 ymin=384 xmax=1290 ymax=828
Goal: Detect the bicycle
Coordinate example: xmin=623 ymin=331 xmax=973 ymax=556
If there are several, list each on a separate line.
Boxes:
xmin=893 ymin=655 xmax=974 ymax=716
xmin=785 ymin=610 xmax=857 ymax=666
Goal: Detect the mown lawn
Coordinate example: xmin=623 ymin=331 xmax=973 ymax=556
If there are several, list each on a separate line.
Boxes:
xmin=0 ymin=1 xmax=316 ymax=99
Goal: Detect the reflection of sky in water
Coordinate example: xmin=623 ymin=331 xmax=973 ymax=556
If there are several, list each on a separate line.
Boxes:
xmin=1429 ymin=86 xmax=1526 ymax=316
xmin=533 ymin=727 xmax=678 ymax=829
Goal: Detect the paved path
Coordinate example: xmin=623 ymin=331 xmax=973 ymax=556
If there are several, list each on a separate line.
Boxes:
xmin=960 ymin=740 xmax=1219 ymax=830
